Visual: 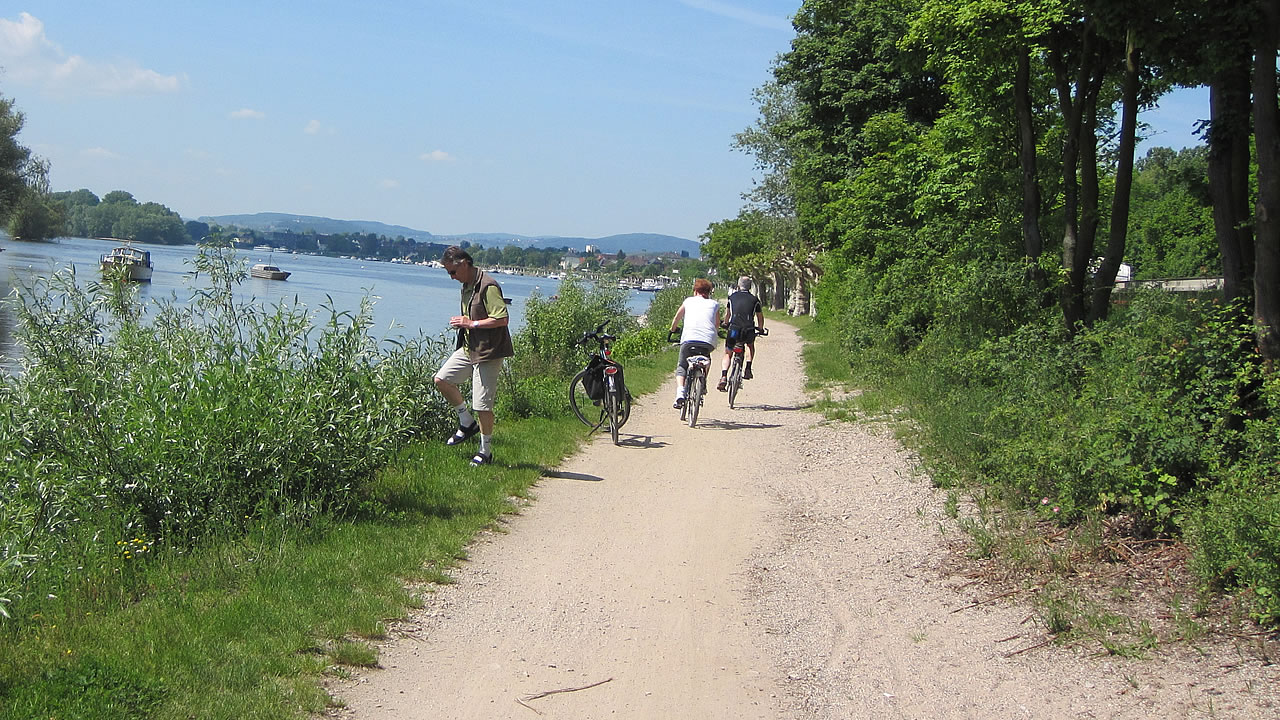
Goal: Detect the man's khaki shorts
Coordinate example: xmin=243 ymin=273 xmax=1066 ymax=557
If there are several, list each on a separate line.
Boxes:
xmin=434 ymin=348 xmax=504 ymax=411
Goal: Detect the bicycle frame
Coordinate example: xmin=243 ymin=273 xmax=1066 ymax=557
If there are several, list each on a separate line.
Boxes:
xmin=570 ymin=321 xmax=630 ymax=444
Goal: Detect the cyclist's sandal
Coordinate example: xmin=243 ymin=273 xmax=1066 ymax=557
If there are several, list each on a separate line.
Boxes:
xmin=446 ymin=421 xmax=481 ymax=446
xmin=470 ymin=451 xmax=492 ymax=466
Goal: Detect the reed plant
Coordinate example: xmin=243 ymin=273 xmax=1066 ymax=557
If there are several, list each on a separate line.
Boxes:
xmin=0 ymin=241 xmax=453 ymax=625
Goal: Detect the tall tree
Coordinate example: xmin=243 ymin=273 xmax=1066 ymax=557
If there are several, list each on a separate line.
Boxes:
xmin=1197 ymin=2 xmax=1257 ymax=308
xmin=1254 ymin=0 xmax=1280 ymax=361
xmin=0 ymin=94 xmax=35 ymax=226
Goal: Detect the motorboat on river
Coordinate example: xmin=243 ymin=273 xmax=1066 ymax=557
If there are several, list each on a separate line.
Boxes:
xmin=250 ymin=263 xmax=291 ymax=280
xmin=100 ymin=242 xmax=153 ymax=282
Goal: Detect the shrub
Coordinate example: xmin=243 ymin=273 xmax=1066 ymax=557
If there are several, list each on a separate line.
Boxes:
xmin=512 ymin=278 xmax=637 ymax=379
xmin=0 ymin=243 xmax=453 ymax=625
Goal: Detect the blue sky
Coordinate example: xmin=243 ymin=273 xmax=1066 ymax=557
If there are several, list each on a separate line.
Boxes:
xmin=2 ymin=3 xmax=1206 ymax=242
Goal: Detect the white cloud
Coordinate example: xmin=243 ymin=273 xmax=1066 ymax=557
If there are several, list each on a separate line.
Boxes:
xmin=230 ymin=108 xmax=266 ymax=120
xmin=419 ymin=150 xmax=453 ymax=162
xmin=0 ymin=12 xmax=184 ymax=96
xmin=81 ymin=147 xmax=121 ymax=159
xmin=304 ymin=119 xmax=335 ymax=135
xmin=677 ymin=0 xmax=792 ymax=31
xmin=379 ymin=179 xmax=400 ymax=189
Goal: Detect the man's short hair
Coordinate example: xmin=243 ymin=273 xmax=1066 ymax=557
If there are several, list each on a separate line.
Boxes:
xmin=737 ymin=276 xmax=752 ymax=291
xmin=442 ymin=246 xmax=473 ymax=266
xmin=693 ymin=278 xmax=713 ymax=295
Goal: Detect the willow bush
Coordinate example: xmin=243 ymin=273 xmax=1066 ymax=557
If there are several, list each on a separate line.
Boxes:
xmin=0 ymin=242 xmax=453 ymax=624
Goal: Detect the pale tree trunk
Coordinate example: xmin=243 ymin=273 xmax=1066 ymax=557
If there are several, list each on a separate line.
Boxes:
xmin=769 ymin=270 xmax=787 ymax=311
xmin=1254 ymin=0 xmax=1280 ymax=362
xmin=788 ymin=272 xmax=809 ymax=316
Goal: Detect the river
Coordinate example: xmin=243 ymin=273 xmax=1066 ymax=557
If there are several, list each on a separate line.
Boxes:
xmin=0 ymin=236 xmax=654 ymax=364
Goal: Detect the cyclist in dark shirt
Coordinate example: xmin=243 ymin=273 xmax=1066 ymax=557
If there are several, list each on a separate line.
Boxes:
xmin=718 ymin=276 xmax=765 ymax=391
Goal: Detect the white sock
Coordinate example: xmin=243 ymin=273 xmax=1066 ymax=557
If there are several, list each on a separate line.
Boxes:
xmin=455 ymin=403 xmax=475 ymax=427
xmin=479 ymin=434 xmax=492 ymax=454
xmin=676 ymin=385 xmax=686 ymax=400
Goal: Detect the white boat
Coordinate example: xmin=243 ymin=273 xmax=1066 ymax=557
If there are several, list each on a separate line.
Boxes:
xmin=100 ymin=243 xmax=153 ymax=282
xmin=250 ymin=263 xmax=291 ymax=280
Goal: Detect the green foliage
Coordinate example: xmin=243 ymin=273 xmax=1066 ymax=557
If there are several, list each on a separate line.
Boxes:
xmin=0 ymin=241 xmax=453 ymax=624
xmin=701 ymin=210 xmax=781 ymax=280
xmin=611 ymin=327 xmax=669 ymax=362
xmin=497 ymin=373 xmax=567 ymax=420
xmin=1126 ymin=147 xmax=1217 ymax=279
xmin=511 ymin=278 xmax=638 ymax=380
xmin=642 ymin=283 xmax=693 ymax=332
xmin=53 ymin=188 xmax=190 ymax=244
xmin=7 ymin=656 xmax=165 ymax=720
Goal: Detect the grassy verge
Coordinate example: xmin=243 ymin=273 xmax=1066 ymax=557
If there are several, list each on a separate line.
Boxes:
xmin=1 ymin=343 xmax=674 ymax=718
xmin=777 ymin=310 xmax=1276 ymax=660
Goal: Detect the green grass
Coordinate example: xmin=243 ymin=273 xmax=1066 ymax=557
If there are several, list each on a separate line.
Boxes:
xmin=0 ymin=350 xmax=675 ymax=719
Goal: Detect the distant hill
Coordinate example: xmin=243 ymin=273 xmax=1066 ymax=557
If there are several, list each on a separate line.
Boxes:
xmin=198 ymin=213 xmax=435 ymax=240
xmin=199 ymin=213 xmax=701 ymax=256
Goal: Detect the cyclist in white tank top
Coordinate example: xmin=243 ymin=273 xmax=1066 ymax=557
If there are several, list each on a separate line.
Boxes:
xmin=668 ymin=278 xmax=722 ymax=408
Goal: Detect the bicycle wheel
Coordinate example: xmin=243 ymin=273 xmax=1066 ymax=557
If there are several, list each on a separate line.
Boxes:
xmin=613 ymin=379 xmax=632 ymax=428
xmin=687 ymin=371 xmax=703 ymax=427
xmin=568 ymin=370 xmax=605 ymax=429
xmin=605 ymin=391 xmax=620 ymax=445
xmin=727 ymin=355 xmax=743 ymax=409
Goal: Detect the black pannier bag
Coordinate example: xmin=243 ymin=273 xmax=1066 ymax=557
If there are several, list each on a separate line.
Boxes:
xmin=581 ymin=354 xmax=607 ymax=400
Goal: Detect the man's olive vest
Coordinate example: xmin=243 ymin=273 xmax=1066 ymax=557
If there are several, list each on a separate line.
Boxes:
xmin=458 ymin=268 xmax=515 ymax=361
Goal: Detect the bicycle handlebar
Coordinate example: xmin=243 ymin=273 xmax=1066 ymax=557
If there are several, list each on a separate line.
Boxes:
xmin=574 ymin=319 xmax=618 ymax=349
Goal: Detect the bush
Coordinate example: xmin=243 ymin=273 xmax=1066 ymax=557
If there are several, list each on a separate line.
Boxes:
xmin=497 ymin=373 xmax=567 ymax=420
xmin=512 ymin=278 xmax=637 ymax=379
xmin=0 ymin=244 xmax=454 ymax=625
xmin=1186 ymin=481 xmax=1280 ymax=625
xmin=611 ymin=327 xmax=668 ymax=362
xmin=642 ymin=283 xmax=692 ymax=332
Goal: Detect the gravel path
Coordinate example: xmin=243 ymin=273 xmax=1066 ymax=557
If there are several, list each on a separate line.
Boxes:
xmin=329 ymin=321 xmax=1278 ymax=719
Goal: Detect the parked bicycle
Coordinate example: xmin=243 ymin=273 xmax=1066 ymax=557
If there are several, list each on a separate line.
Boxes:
xmin=569 ymin=320 xmax=631 ymax=445
xmin=667 ymin=328 xmax=711 ymax=427
xmin=723 ymin=326 xmax=767 ymax=409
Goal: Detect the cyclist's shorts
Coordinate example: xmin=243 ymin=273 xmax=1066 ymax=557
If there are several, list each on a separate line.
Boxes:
xmin=676 ymin=341 xmax=714 ymax=376
xmin=725 ymin=326 xmax=756 ymax=346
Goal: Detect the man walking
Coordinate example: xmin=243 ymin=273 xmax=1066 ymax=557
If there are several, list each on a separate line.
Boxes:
xmin=434 ymin=246 xmax=513 ymax=466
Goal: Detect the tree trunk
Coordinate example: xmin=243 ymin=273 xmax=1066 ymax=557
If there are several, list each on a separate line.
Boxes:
xmin=1255 ymin=0 xmax=1280 ymax=362
xmin=769 ymin=270 xmax=787 ymax=311
xmin=1015 ymin=46 xmax=1049 ymax=298
xmin=1208 ymin=48 xmax=1256 ymax=308
xmin=1049 ymin=37 xmax=1091 ymax=331
xmin=1089 ymin=30 xmax=1140 ymax=324
xmin=788 ymin=273 xmax=810 ymax=316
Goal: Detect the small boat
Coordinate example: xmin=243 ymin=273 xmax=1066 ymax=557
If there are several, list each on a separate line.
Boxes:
xmin=250 ymin=263 xmax=291 ymax=280
xmin=100 ymin=243 xmax=153 ymax=282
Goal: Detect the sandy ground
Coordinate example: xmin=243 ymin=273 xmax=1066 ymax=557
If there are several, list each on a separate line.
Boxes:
xmin=329 ymin=321 xmax=1279 ymax=719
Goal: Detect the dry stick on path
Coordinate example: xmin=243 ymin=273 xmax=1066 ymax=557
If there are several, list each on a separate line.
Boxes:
xmin=949 ymin=588 xmax=1022 ymax=613
xmin=516 ymin=677 xmax=614 ymax=714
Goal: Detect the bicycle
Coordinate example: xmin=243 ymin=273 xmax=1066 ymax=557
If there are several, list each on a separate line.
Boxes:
xmin=723 ymin=326 xmax=768 ymax=409
xmin=667 ymin=329 xmax=711 ymax=428
xmin=568 ymin=320 xmax=631 ymax=445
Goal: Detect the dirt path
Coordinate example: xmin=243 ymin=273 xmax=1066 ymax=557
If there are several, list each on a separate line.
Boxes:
xmin=329 ymin=322 xmax=1278 ymax=719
